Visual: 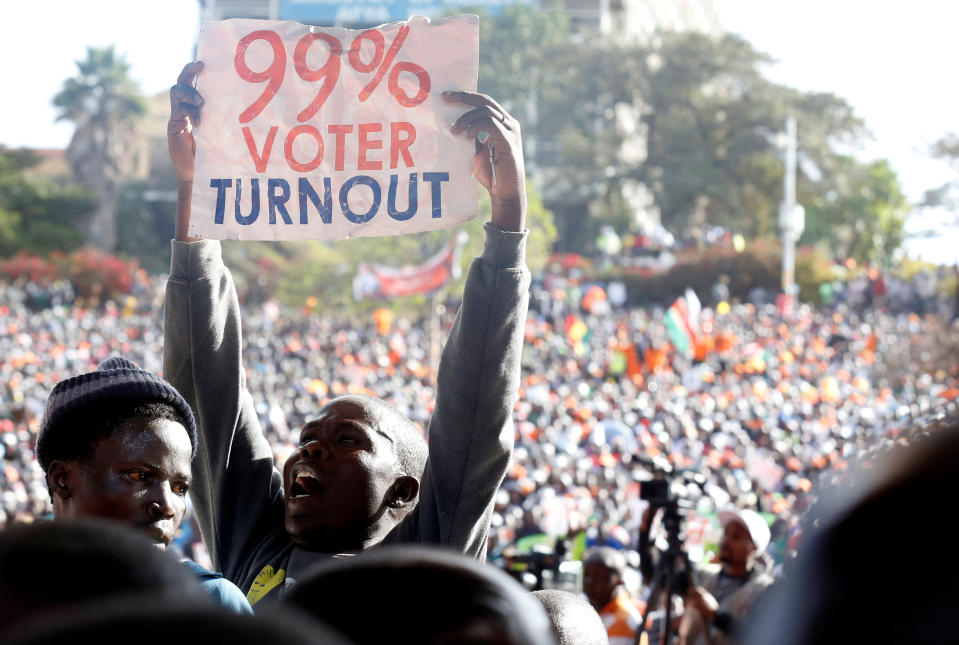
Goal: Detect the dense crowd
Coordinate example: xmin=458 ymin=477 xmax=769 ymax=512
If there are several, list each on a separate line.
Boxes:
xmin=2 ymin=268 xmax=957 ymax=572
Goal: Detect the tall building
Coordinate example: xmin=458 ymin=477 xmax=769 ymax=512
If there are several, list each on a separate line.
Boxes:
xmin=199 ymin=0 xmax=535 ymax=27
xmin=561 ymin=0 xmax=721 ymax=42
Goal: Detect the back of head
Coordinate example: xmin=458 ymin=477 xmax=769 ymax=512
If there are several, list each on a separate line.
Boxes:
xmin=4 ymin=597 xmax=349 ymax=645
xmin=533 ymin=590 xmax=609 ymax=645
xmin=747 ymin=421 xmax=959 ymax=644
xmin=282 ymin=545 xmax=556 ymax=645
xmin=584 ymin=546 xmax=626 ymax=576
xmin=0 ymin=519 xmax=204 ymax=634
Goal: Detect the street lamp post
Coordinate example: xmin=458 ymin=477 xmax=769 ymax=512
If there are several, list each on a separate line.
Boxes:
xmin=779 ymin=116 xmax=805 ymax=313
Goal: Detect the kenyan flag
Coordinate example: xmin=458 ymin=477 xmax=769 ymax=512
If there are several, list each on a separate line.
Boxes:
xmin=665 ymin=289 xmax=700 ymax=356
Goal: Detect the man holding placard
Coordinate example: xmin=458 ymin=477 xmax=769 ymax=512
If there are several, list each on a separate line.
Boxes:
xmin=164 ymin=16 xmax=529 ymax=607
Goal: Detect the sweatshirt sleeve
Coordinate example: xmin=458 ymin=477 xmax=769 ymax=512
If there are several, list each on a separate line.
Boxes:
xmin=390 ymin=223 xmax=530 ymax=558
xmin=164 ymin=240 xmax=285 ymax=579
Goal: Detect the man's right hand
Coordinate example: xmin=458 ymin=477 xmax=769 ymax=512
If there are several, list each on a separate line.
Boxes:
xmin=169 ymin=62 xmax=204 ymax=184
xmin=169 ymin=62 xmax=204 ymax=242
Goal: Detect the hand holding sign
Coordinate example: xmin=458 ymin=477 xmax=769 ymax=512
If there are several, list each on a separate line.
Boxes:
xmin=178 ymin=16 xmax=501 ymax=241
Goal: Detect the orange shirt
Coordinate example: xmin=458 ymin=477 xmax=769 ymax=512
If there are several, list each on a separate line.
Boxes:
xmin=599 ymin=590 xmax=645 ymax=645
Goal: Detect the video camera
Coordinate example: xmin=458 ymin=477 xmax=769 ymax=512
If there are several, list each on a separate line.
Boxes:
xmin=633 ymin=457 xmax=706 ymax=601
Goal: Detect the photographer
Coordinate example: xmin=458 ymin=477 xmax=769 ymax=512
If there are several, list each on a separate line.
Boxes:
xmin=639 ymin=506 xmax=772 ymax=645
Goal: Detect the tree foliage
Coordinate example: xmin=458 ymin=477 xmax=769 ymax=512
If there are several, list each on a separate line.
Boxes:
xmin=0 ymin=150 xmax=92 ymax=257
xmin=469 ymin=6 xmax=907 ymax=264
xmin=923 ymin=132 xmax=959 ymax=210
xmin=53 ymin=46 xmax=146 ymax=252
xmin=802 ymin=158 xmax=908 ymax=266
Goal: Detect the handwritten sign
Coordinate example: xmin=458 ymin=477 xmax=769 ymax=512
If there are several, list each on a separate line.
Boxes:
xmin=192 ymin=15 xmax=479 ymax=241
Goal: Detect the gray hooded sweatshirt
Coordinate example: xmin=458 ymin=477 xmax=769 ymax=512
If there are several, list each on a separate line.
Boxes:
xmin=163 ymin=223 xmax=529 ymax=606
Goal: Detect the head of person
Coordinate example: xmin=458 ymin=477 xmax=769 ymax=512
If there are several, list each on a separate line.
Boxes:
xmin=282 ymin=545 xmax=556 ymax=644
xmin=35 ymin=357 xmax=198 ymax=550
xmin=533 ymin=589 xmax=609 ymax=645
xmin=0 ymin=519 xmax=205 ymax=635
xmin=717 ymin=508 xmax=770 ymax=576
xmin=282 ymin=394 xmax=427 ymax=552
xmin=4 ymin=595 xmax=347 ymax=645
xmin=745 ymin=422 xmax=959 ymax=645
xmin=583 ymin=546 xmax=627 ymax=612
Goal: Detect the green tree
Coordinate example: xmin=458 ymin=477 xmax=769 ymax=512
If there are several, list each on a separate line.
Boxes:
xmin=923 ymin=132 xmax=959 ymax=210
xmin=635 ymin=33 xmax=872 ymax=240
xmin=473 ymin=3 xmax=641 ymax=250
xmin=53 ymin=46 xmax=146 ymax=252
xmin=802 ymin=158 xmax=908 ymax=266
xmin=0 ymin=149 xmax=92 ymax=257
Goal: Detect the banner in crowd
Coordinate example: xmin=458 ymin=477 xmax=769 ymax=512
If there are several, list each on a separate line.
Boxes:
xmin=353 ymin=231 xmax=467 ymax=299
xmin=191 ymin=16 xmax=479 ymax=241
xmin=665 ymin=288 xmax=701 ymax=356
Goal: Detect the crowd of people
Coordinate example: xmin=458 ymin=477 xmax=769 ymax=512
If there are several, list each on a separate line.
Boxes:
xmin=3 ymin=58 xmax=959 ymax=642
xmin=3 ymin=265 xmax=956 ymax=562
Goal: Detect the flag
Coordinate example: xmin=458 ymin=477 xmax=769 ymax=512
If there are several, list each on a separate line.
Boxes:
xmin=664 ymin=289 xmax=700 ymax=356
xmin=353 ymin=232 xmax=467 ymax=300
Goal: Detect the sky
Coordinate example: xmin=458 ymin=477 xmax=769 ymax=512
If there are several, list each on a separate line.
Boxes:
xmin=3 ymin=0 xmax=957 ymax=261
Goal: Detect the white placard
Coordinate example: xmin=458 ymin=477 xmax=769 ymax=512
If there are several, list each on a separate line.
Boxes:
xmin=191 ymin=15 xmax=479 ymax=241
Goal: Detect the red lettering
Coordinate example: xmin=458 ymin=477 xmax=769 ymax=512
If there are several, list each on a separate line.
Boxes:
xmin=328 ymin=125 xmax=353 ymax=172
xmin=357 ymin=123 xmax=383 ymax=171
xmin=390 ymin=122 xmax=416 ymax=169
xmin=242 ymin=126 xmax=279 ymax=173
xmin=284 ymin=125 xmax=324 ymax=173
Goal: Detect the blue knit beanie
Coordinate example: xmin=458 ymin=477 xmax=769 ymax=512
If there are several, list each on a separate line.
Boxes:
xmin=36 ymin=357 xmax=197 ymax=471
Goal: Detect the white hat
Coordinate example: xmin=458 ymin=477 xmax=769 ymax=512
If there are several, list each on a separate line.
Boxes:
xmin=718 ymin=508 xmax=771 ymax=554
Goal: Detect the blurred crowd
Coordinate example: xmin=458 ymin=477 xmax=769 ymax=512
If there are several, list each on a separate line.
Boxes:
xmin=2 ymin=266 xmax=958 ymax=575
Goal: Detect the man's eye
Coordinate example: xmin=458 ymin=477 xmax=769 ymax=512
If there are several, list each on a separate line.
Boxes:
xmin=337 ymin=435 xmax=359 ymax=446
xmin=127 ymin=471 xmax=148 ymax=482
xmin=173 ymin=483 xmax=190 ymax=496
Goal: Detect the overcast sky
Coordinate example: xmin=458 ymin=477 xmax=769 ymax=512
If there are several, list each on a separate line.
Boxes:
xmin=3 ymin=0 xmax=957 ymax=260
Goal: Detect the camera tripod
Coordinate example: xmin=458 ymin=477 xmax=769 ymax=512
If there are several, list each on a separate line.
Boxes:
xmin=636 ymin=500 xmax=693 ymax=645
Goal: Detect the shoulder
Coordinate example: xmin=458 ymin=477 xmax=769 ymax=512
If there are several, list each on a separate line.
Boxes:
xmin=182 ymin=561 xmax=254 ymax=614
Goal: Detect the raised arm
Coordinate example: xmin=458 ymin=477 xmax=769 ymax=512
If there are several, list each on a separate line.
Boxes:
xmin=163 ymin=62 xmax=285 ymax=580
xmin=391 ymin=92 xmax=530 ymax=557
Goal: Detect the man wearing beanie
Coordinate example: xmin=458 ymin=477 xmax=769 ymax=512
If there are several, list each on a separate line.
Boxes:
xmin=36 ymin=356 xmax=251 ymax=614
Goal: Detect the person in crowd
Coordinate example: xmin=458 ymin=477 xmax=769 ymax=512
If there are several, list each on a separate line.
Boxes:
xmin=35 ymin=356 xmax=251 ymax=613
xmin=0 ymin=519 xmax=206 ymax=635
xmin=674 ymin=508 xmax=773 ymax=644
xmin=165 ymin=61 xmax=530 ymax=605
xmin=4 ymin=596 xmax=347 ymax=645
xmin=281 ymin=545 xmax=555 ymax=644
xmin=533 ymin=589 xmax=609 ymax=645
xmin=583 ymin=546 xmax=644 ymax=645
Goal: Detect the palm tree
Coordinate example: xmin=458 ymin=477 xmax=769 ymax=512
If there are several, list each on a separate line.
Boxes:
xmin=53 ymin=46 xmax=146 ymax=252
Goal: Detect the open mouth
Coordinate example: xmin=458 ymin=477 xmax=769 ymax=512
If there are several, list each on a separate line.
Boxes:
xmin=289 ymin=466 xmax=324 ymax=499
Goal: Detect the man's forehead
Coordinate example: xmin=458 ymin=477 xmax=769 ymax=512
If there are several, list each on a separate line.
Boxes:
xmin=724 ymin=519 xmax=752 ymax=538
xmin=305 ymin=396 xmax=397 ymax=440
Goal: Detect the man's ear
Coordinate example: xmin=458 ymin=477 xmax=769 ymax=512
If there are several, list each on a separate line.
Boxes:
xmin=386 ymin=475 xmax=420 ymax=510
xmin=45 ymin=460 xmax=74 ymax=500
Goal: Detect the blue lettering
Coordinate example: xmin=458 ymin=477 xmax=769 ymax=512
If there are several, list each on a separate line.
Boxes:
xmin=387 ymin=173 xmax=417 ymax=221
xmin=423 ymin=172 xmax=449 ymax=219
xmin=268 ymin=178 xmax=293 ymax=225
xmin=235 ymin=178 xmax=260 ymax=226
xmin=340 ymin=175 xmax=380 ymax=224
xmin=298 ymin=177 xmax=333 ymax=225
xmin=210 ymin=179 xmax=232 ymax=224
